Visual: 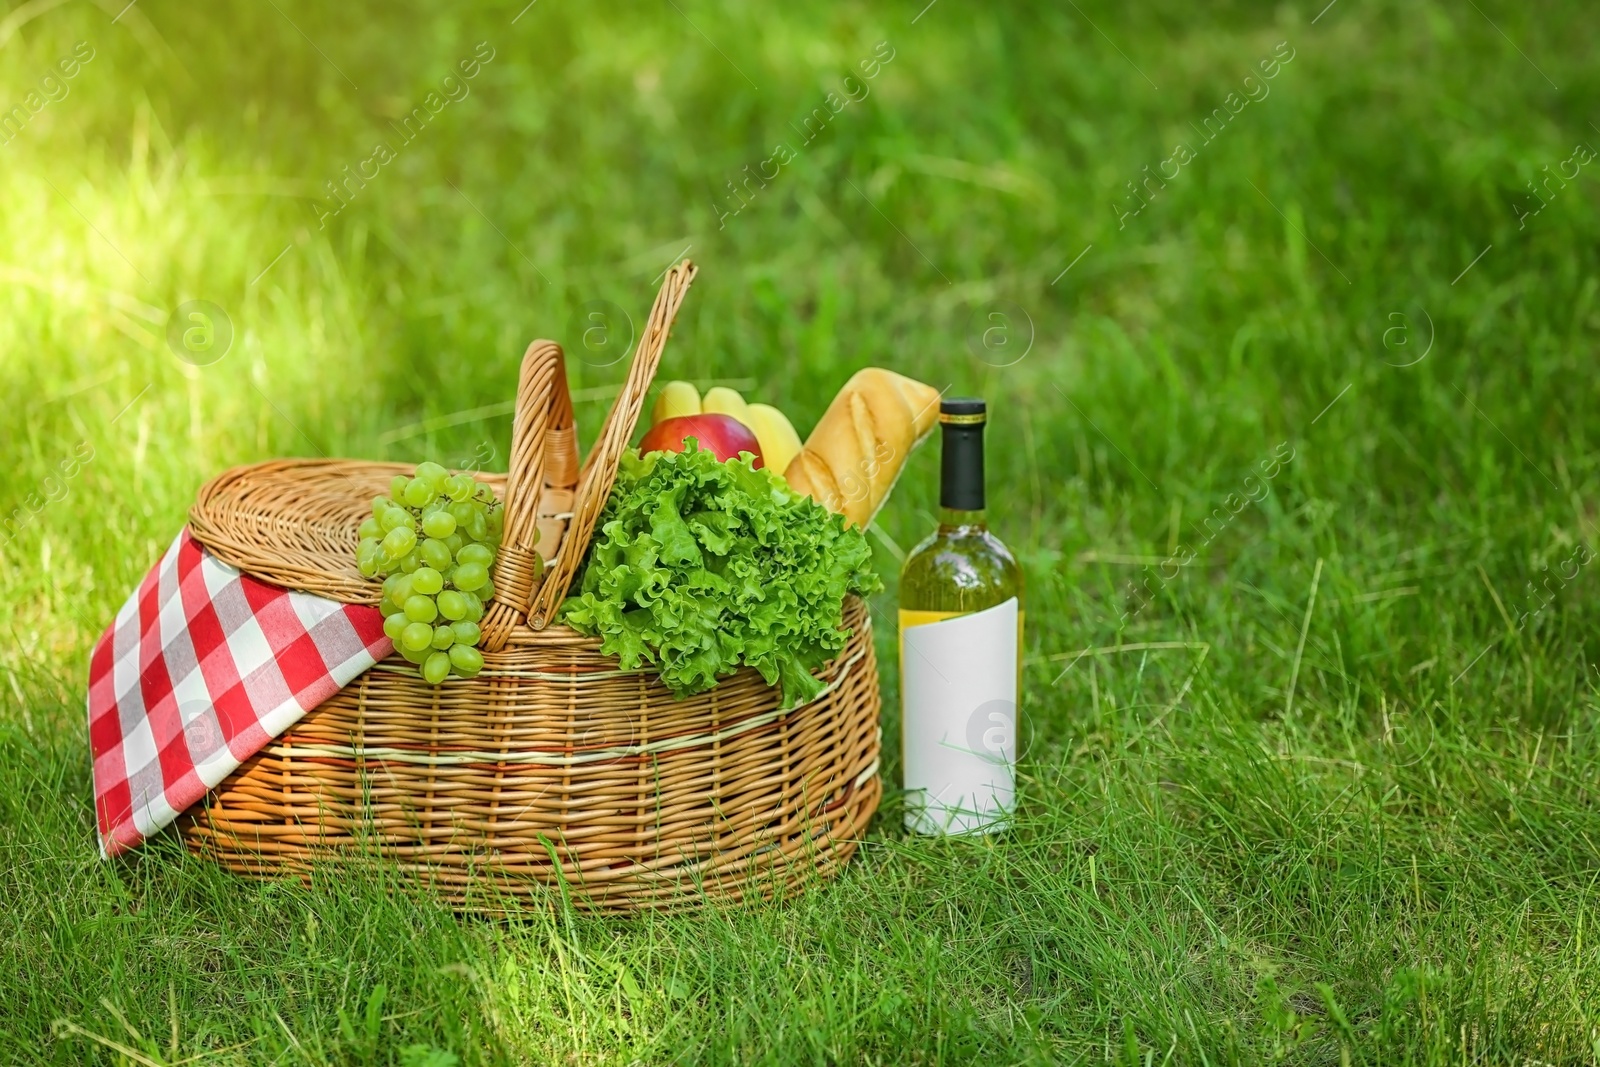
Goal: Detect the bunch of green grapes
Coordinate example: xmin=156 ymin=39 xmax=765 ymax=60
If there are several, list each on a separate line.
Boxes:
xmin=355 ymin=461 xmax=507 ymax=684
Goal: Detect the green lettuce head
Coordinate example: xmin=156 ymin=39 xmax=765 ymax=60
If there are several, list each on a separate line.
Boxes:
xmin=560 ymin=444 xmax=881 ymax=707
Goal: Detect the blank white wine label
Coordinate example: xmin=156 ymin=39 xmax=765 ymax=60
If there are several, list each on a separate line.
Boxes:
xmin=900 ymin=597 xmax=1018 ymax=835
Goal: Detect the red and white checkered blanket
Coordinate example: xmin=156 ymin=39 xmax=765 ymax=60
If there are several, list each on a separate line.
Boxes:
xmin=88 ymin=530 xmax=390 ymax=857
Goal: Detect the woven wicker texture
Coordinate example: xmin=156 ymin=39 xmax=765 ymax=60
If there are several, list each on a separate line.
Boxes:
xmin=179 ymin=599 xmax=880 ymax=911
xmin=179 ymin=261 xmax=884 ymax=911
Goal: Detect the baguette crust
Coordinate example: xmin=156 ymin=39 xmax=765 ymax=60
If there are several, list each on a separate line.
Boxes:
xmin=785 ymin=368 xmax=940 ymax=527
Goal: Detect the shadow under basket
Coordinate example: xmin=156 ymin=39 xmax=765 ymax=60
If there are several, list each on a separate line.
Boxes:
xmin=177 ymin=262 xmax=883 ymax=912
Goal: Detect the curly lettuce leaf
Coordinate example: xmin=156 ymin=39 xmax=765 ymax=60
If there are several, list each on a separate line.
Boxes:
xmin=560 ymin=444 xmax=881 ymax=707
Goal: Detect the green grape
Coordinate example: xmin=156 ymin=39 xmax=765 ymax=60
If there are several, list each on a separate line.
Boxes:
xmin=403 ymin=477 xmax=436 ymax=507
xmin=388 ymin=573 xmax=415 ymax=604
xmin=437 ymin=590 xmax=468 ymax=621
xmin=453 ymin=562 xmax=488 ymax=591
xmin=422 ymin=510 xmax=457 ymax=539
xmin=379 ymin=506 xmax=410 ymax=533
xmin=410 ymin=566 xmax=442 ymax=594
xmin=404 ymin=594 xmax=438 ymax=623
xmin=420 ymin=538 xmax=453 ymax=570
xmin=449 ymin=644 xmax=484 ymax=675
xmin=400 ymin=621 xmax=434 ymax=652
xmin=422 ymin=650 xmax=452 ymax=684
xmin=380 ymin=518 xmax=412 ymax=547
xmin=416 ymin=461 xmax=450 ymax=489
xmin=359 ymin=461 xmax=506 ymax=687
xmin=381 ymin=525 xmax=417 ymax=559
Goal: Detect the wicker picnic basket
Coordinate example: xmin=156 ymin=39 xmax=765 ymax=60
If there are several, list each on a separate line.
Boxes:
xmin=177 ymin=262 xmax=883 ymax=911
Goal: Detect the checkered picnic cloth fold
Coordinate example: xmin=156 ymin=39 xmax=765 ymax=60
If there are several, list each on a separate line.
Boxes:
xmin=87 ymin=529 xmax=390 ymax=857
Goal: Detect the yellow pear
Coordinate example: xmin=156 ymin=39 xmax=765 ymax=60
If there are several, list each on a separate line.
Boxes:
xmin=650 ymin=380 xmax=701 ymax=425
xmin=701 ymin=386 xmax=750 ymax=426
xmin=744 ymin=403 xmax=803 ymax=474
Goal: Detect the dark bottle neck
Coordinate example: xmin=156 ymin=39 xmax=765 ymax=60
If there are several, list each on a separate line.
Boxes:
xmin=940 ymin=420 xmax=985 ymax=513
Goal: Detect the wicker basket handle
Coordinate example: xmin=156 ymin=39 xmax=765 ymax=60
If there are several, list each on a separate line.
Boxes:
xmin=479 ymin=340 xmax=576 ymax=651
xmin=525 ymin=258 xmax=698 ymax=628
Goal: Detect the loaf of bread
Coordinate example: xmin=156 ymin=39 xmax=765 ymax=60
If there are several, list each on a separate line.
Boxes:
xmin=784 ymin=368 xmax=940 ymax=527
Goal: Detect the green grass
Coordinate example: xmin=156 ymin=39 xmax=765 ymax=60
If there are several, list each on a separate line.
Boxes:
xmin=3 ymin=0 xmax=1600 ymax=1062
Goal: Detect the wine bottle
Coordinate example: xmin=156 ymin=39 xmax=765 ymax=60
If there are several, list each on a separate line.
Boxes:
xmin=898 ymin=397 xmax=1023 ymax=835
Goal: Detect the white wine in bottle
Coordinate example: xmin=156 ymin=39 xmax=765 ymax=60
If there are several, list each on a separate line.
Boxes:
xmin=898 ymin=397 xmax=1023 ymax=835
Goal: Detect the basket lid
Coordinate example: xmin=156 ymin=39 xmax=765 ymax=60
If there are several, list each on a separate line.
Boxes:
xmin=188 ymin=460 xmax=563 ymax=605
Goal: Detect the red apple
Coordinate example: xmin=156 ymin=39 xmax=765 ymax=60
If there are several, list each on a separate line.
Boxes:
xmin=639 ymin=414 xmax=765 ymax=468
